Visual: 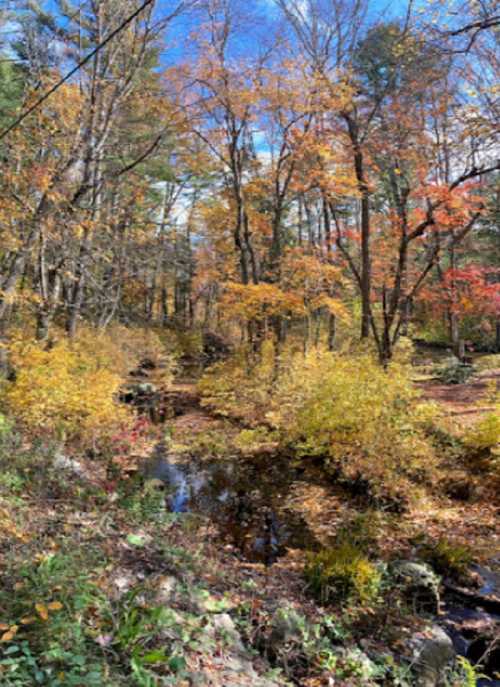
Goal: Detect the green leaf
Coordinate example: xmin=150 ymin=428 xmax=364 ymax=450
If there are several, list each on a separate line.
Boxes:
xmin=141 ymin=649 xmax=169 ymax=664
xmin=168 ymin=655 xmax=186 ymax=673
xmin=127 ymin=534 xmax=147 ymax=547
xmin=3 ymin=644 xmax=20 ymax=654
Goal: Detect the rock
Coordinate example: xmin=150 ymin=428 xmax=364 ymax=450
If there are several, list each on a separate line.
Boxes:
xmin=205 ymin=612 xmax=249 ymax=656
xmin=211 ymin=613 xmax=241 ymax=645
xmin=444 ymin=564 xmax=500 ymax=615
xmin=112 ymin=571 xmax=136 ymax=597
xmin=136 ymin=382 xmax=158 ymax=394
xmin=332 ymin=647 xmax=379 ymax=681
xmin=267 ymin=606 xmax=306 ymax=655
xmin=409 ymin=625 xmax=456 ymax=687
xmin=144 ymin=477 xmax=165 ymax=491
xmin=53 ymin=453 xmax=86 ymax=478
xmin=185 ymin=588 xmax=232 ymax=614
xmin=187 ymin=612 xmax=280 ymax=687
xmin=120 ymin=382 xmax=158 ymax=403
xmin=392 ymin=560 xmax=441 ymax=614
xmin=469 ymin=632 xmax=500 ymax=677
xmin=154 ymin=574 xmax=180 ymax=604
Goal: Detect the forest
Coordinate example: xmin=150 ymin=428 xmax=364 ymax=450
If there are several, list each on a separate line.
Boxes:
xmin=0 ymin=0 xmax=499 ymax=684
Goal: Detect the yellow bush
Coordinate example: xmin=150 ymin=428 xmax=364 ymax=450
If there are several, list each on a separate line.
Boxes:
xmin=3 ymin=326 xmax=177 ymax=445
xmin=464 ymin=407 xmax=500 ymax=452
xmin=475 ymin=354 xmax=500 ymax=371
xmin=74 ymin=325 xmax=176 ymax=383
xmin=4 ymin=337 xmax=131 ymax=444
xmin=270 ymin=349 xmax=436 ymax=504
xmin=304 ymin=544 xmax=381 ymax=605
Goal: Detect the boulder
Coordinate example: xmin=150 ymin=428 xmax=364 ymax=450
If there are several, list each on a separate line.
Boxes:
xmin=333 ymin=647 xmax=379 ymax=682
xmin=209 ymin=613 xmax=244 ymax=651
xmin=409 ymin=625 xmax=456 ymax=687
xmin=392 ymin=560 xmax=441 ymax=614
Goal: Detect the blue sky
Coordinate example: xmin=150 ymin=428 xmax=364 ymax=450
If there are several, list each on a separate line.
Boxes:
xmin=1 ymin=0 xmax=429 ymax=68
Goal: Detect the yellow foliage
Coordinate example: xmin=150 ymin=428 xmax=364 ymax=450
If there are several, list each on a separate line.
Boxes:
xmin=199 ymin=339 xmax=277 ymax=423
xmin=73 ymin=324 xmax=176 ymax=384
xmin=4 ymin=337 xmax=130 ymax=444
xmin=304 ymin=544 xmax=381 ymax=605
xmin=199 ymin=345 xmax=435 ymax=504
xmin=3 ymin=326 xmax=176 ymax=445
xmin=221 ymin=282 xmax=305 ymax=321
xmin=271 ymin=349 xmax=436 ymax=504
xmin=475 ymin=354 xmax=500 ymax=371
xmin=464 ymin=406 xmax=500 ymax=452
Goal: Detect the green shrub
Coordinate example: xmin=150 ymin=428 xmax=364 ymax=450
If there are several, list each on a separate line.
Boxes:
xmin=335 ymin=512 xmax=381 ymax=554
xmin=304 ymin=544 xmax=381 ymax=605
xmin=0 ymin=413 xmax=13 ymax=440
xmin=434 ymin=358 xmax=475 ymax=384
xmin=0 ymin=549 xmax=108 ymax=687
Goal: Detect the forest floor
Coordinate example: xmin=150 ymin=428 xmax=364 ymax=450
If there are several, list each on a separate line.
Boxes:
xmin=418 ymin=368 xmax=500 ymax=428
xmin=0 ymin=355 xmax=499 ymax=686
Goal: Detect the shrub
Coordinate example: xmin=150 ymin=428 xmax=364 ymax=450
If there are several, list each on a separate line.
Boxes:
xmin=200 ymin=346 xmax=437 ymax=504
xmin=270 ymin=349 xmax=437 ymax=505
xmin=3 ymin=326 xmax=176 ymax=446
xmin=4 ymin=336 xmax=130 ymax=445
xmin=434 ymin=358 xmax=475 ymax=384
xmin=75 ymin=324 xmax=176 ymax=383
xmin=475 ymin=354 xmax=500 ymax=371
xmin=335 ymin=512 xmax=381 ymax=554
xmin=198 ymin=339 xmax=277 ymax=424
xmin=233 ymin=427 xmax=278 ymax=454
xmin=0 ymin=413 xmax=13 ymax=441
xmin=173 ymin=329 xmax=203 ymax=359
xmin=304 ymin=544 xmax=381 ymax=605
xmin=464 ymin=408 xmax=500 ymax=453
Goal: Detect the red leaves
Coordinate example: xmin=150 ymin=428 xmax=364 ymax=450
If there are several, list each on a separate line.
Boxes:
xmin=421 ymin=264 xmax=500 ymax=318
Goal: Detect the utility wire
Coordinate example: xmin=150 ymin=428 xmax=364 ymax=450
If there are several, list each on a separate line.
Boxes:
xmin=0 ymin=0 xmax=154 ymax=141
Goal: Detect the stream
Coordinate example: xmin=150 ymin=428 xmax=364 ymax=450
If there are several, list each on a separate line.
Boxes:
xmin=145 ymin=443 xmax=319 ymax=565
xmin=124 ymin=358 xmax=499 ymax=683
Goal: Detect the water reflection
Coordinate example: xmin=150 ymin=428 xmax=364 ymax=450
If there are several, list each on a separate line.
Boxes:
xmin=144 ymin=444 xmax=318 ymax=564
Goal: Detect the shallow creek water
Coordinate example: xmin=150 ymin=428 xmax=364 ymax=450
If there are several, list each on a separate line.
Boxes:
xmin=144 ymin=443 xmax=320 ymax=565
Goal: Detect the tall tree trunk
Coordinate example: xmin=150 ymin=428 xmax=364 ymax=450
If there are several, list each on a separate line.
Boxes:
xmin=344 ymin=114 xmax=371 ymax=340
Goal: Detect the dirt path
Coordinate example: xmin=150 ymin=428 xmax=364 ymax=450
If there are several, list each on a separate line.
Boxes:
xmin=417 ymin=369 xmax=499 ymax=426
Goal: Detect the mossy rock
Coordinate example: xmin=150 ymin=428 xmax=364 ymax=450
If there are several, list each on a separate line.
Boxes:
xmin=391 ymin=560 xmax=440 ymax=614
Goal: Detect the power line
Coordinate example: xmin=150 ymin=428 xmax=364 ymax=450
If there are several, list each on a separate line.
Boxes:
xmin=0 ymin=0 xmax=154 ymax=141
